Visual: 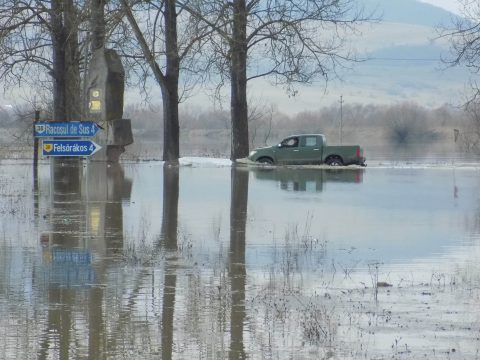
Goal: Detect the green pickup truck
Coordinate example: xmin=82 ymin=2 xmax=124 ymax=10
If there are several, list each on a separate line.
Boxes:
xmin=247 ymin=134 xmax=366 ymax=166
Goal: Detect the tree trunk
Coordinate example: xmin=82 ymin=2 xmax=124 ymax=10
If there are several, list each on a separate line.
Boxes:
xmin=51 ymin=0 xmax=66 ymax=121
xmin=64 ymin=0 xmax=81 ymax=121
xmin=90 ymin=0 xmax=105 ymax=51
xmin=230 ymin=0 xmax=249 ymax=160
xmin=161 ymin=83 xmax=180 ymax=162
xmin=163 ymin=0 xmax=180 ymax=163
xmin=51 ymin=0 xmax=82 ymax=122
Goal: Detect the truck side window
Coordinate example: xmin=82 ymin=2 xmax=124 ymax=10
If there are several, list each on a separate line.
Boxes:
xmin=305 ymin=136 xmax=317 ymax=146
xmin=281 ymin=137 xmax=299 ymax=147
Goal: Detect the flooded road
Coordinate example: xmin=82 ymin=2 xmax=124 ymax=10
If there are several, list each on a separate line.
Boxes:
xmin=1 ymin=159 xmax=480 ymax=359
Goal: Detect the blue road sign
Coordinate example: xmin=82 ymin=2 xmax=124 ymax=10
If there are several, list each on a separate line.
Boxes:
xmin=34 ymin=121 xmax=101 ymax=138
xmin=42 ymin=140 xmax=102 ymax=157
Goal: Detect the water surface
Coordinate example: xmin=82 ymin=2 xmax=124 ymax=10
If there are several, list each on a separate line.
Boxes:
xmin=1 ymin=159 xmax=480 ymax=359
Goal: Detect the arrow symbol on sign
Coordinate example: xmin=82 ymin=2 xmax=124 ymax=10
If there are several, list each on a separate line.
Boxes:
xmin=89 ymin=141 xmax=101 ymax=156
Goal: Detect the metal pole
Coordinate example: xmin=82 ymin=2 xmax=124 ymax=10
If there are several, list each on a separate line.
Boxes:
xmin=340 ymin=95 xmax=344 ymax=145
xmin=33 ymin=110 xmax=40 ymax=189
xmin=33 ymin=109 xmax=40 ymax=219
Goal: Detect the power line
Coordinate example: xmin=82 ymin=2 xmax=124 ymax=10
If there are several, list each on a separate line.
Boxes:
xmin=361 ymin=57 xmax=442 ymax=62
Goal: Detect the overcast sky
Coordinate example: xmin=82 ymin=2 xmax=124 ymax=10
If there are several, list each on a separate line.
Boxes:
xmin=420 ymin=0 xmax=461 ymax=13
xmin=0 ymin=0 xmax=468 ymax=112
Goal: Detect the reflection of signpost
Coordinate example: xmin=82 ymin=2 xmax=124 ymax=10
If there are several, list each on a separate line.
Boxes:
xmin=42 ymin=247 xmax=96 ymax=287
xmin=34 ymin=121 xmax=101 ymax=138
xmin=42 ymin=140 xmax=102 ymax=157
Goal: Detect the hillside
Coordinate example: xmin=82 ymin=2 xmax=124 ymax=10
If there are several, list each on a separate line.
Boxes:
xmin=362 ymin=0 xmax=458 ymax=27
xmin=242 ymin=0 xmax=469 ymax=113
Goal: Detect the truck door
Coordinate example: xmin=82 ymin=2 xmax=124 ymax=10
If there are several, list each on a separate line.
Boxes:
xmin=299 ymin=135 xmax=323 ymax=164
xmin=275 ymin=136 xmax=301 ymax=164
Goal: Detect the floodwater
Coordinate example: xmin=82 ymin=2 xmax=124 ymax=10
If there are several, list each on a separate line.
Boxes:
xmin=1 ymin=158 xmax=480 ymax=359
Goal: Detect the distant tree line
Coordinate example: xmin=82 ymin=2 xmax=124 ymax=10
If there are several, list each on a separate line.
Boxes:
xmin=0 ymin=0 xmax=370 ymax=162
xmin=122 ymin=101 xmax=473 ymax=151
xmin=4 ymin=100 xmax=480 ymax=156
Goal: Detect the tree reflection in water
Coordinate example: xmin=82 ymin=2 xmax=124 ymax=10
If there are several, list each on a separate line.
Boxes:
xmin=39 ymin=158 xmax=83 ymax=360
xmin=38 ymin=159 xmax=131 ymax=359
xmin=160 ymin=164 xmax=179 ymax=360
xmin=229 ymin=166 xmax=248 ymax=359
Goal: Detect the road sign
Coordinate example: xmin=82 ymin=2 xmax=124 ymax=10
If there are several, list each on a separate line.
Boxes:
xmin=34 ymin=121 xmax=101 ymax=138
xmin=42 ymin=140 xmax=102 ymax=157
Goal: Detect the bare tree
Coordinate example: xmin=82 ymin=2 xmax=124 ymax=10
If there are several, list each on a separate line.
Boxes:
xmin=184 ymin=0 xmax=370 ymax=160
xmin=384 ymin=102 xmax=439 ymax=145
xmin=457 ymin=102 xmax=480 ymax=153
xmin=116 ymin=0 xmax=210 ymax=162
xmin=0 ymin=2 xmax=49 ymax=93
xmin=0 ymin=1 xmax=84 ymax=120
xmin=439 ymin=2 xmax=480 ymax=151
xmin=441 ymin=1 xmax=480 ymax=105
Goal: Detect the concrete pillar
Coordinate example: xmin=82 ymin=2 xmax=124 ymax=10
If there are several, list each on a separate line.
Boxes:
xmin=87 ymin=48 xmax=133 ymax=162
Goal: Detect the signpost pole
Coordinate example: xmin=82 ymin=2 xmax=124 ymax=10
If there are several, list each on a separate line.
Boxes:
xmin=33 ymin=110 xmax=40 ymax=192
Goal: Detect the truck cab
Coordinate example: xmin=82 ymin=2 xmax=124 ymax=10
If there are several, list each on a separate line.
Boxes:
xmin=274 ymin=134 xmax=326 ymax=165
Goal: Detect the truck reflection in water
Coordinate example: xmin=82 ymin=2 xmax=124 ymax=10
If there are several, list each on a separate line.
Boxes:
xmin=252 ymin=167 xmax=364 ymax=192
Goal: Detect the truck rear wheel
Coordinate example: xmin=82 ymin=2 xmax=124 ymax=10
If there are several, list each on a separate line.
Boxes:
xmin=326 ymin=156 xmax=343 ymax=166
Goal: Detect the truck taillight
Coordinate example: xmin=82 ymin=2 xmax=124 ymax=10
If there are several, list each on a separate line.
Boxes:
xmin=356 ymin=147 xmax=361 ymax=158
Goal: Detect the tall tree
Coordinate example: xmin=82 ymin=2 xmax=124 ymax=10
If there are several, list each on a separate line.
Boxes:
xmin=51 ymin=0 xmax=67 ymax=120
xmin=51 ymin=0 xmax=82 ymax=121
xmin=185 ymin=0 xmax=369 ymax=160
xmin=118 ymin=0 xmax=208 ymax=162
xmin=230 ymin=0 xmax=248 ymax=161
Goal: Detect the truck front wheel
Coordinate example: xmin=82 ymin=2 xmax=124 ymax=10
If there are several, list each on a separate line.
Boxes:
xmin=257 ymin=157 xmax=274 ymax=165
xmin=326 ymin=156 xmax=344 ymax=166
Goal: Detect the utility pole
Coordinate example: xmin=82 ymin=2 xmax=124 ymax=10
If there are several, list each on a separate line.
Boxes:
xmin=339 ymin=95 xmax=344 ymax=144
